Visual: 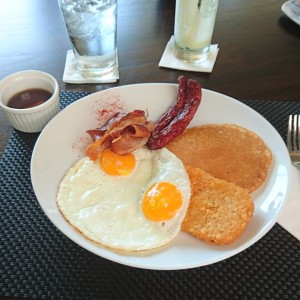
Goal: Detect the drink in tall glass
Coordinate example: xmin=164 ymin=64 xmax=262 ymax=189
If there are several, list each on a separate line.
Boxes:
xmin=174 ymin=0 xmax=218 ymax=63
xmin=58 ymin=0 xmax=117 ymax=78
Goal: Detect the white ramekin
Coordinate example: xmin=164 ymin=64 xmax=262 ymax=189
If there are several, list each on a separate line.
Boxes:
xmin=0 ymin=70 xmax=60 ymax=133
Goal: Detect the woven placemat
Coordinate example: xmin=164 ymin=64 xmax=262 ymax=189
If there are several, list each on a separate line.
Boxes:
xmin=1 ymin=91 xmax=300 ymax=300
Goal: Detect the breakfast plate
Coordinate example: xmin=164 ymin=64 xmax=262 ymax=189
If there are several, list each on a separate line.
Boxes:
xmin=31 ymin=83 xmax=291 ymax=270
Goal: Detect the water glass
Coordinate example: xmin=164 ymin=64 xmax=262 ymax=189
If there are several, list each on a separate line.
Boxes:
xmin=174 ymin=0 xmax=219 ymax=63
xmin=58 ymin=0 xmax=118 ymax=79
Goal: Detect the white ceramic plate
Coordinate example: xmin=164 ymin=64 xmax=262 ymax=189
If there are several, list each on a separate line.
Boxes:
xmin=31 ymin=84 xmax=291 ymax=270
xmin=282 ymin=0 xmax=300 ymax=25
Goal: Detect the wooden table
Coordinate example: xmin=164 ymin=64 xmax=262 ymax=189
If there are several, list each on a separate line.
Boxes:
xmin=1 ymin=1 xmax=300 ymax=300
xmin=1 ymin=0 xmax=300 ymax=159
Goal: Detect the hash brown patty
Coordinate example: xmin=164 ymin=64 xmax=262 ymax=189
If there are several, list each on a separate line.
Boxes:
xmin=182 ymin=165 xmax=254 ymax=245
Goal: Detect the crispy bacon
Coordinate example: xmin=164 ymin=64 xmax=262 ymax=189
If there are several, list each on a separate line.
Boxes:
xmin=86 ymin=110 xmax=154 ymax=159
xmin=111 ymin=135 xmax=149 ymax=155
xmin=125 ymin=122 xmax=155 ymax=138
xmin=110 ymin=122 xmax=155 ymax=154
xmin=107 ymin=110 xmax=146 ymax=134
xmin=86 ymin=112 xmax=126 ymax=141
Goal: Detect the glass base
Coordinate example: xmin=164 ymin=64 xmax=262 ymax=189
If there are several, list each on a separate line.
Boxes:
xmin=74 ymin=50 xmax=117 ymax=79
xmin=174 ymin=43 xmax=210 ymax=64
xmin=78 ymin=63 xmax=117 ymax=79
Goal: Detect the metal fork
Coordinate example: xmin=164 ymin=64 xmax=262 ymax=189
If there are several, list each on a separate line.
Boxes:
xmin=287 ymin=115 xmax=300 ymax=167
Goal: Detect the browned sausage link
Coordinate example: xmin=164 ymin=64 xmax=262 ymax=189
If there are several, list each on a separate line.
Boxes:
xmin=148 ymin=80 xmax=201 ymax=149
xmin=186 ymin=79 xmax=202 ymax=103
xmin=148 ymin=98 xmax=200 ymax=149
xmin=154 ymin=75 xmax=188 ymax=132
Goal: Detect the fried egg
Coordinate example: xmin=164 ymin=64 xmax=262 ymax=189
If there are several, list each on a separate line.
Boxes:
xmin=57 ymin=147 xmax=190 ymax=252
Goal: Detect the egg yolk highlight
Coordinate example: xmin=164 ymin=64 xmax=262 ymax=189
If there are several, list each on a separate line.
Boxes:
xmin=142 ymin=182 xmax=183 ymax=222
xmin=100 ymin=149 xmax=136 ymax=176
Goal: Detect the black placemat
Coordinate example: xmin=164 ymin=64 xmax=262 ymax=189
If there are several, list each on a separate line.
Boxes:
xmin=1 ymin=91 xmax=300 ymax=300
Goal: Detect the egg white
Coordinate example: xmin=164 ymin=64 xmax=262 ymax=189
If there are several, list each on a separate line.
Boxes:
xmin=57 ymin=147 xmax=191 ymax=252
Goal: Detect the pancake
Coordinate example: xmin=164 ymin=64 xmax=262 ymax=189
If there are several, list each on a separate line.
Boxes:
xmin=166 ymin=124 xmax=272 ymax=192
xmin=182 ymin=165 xmax=254 ymax=245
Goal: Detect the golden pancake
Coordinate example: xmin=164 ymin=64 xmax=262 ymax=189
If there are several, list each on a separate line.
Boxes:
xmin=182 ymin=165 xmax=254 ymax=245
xmin=166 ymin=124 xmax=272 ymax=192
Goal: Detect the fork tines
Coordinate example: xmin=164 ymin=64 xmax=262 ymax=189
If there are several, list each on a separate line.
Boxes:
xmin=287 ymin=114 xmax=300 ymax=152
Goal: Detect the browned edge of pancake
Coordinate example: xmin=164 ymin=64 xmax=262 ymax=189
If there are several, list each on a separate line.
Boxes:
xmin=166 ymin=124 xmax=272 ymax=192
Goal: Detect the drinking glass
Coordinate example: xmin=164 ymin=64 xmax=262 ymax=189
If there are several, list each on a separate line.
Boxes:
xmin=174 ymin=0 xmax=219 ymax=63
xmin=58 ymin=0 xmax=118 ymax=79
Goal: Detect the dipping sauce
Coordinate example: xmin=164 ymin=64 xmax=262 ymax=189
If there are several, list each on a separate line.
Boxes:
xmin=7 ymin=88 xmax=52 ymax=109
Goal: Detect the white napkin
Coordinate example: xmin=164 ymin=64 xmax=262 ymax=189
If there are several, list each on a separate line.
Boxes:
xmin=63 ymin=50 xmax=119 ymax=84
xmin=159 ymin=36 xmax=219 ymax=73
xmin=277 ymin=165 xmax=300 ymax=240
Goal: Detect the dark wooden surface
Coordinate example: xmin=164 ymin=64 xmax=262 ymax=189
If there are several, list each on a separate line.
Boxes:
xmin=0 ymin=0 xmax=300 ymax=158
xmin=0 ymin=1 xmax=300 ymax=299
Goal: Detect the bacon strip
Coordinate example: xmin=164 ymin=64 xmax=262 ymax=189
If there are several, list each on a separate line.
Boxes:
xmin=110 ymin=122 xmax=155 ymax=154
xmin=106 ymin=110 xmax=146 ymax=136
xmin=86 ymin=112 xmax=126 ymax=141
xmin=86 ymin=110 xmax=154 ymax=159
xmin=125 ymin=122 xmax=155 ymax=138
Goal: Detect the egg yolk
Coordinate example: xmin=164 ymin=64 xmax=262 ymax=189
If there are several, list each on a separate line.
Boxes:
xmin=142 ymin=182 xmax=183 ymax=222
xmin=100 ymin=149 xmax=136 ymax=176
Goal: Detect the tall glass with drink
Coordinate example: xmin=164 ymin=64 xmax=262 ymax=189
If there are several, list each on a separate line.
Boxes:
xmin=58 ymin=0 xmax=117 ymax=79
xmin=174 ymin=0 xmax=219 ymax=63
